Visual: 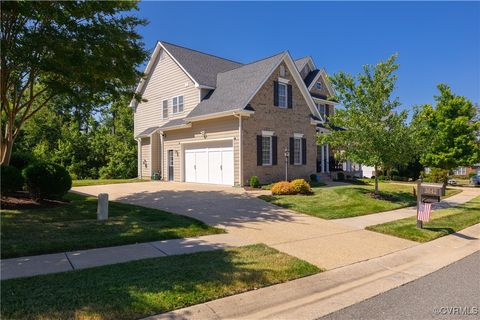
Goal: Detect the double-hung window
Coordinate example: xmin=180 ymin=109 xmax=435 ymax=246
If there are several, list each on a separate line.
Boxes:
xmin=278 ymin=83 xmax=287 ymax=108
xmin=317 ymin=104 xmax=326 ymax=118
xmin=172 ymin=96 xmax=184 ymax=114
xmin=262 ymin=136 xmax=272 ymax=165
xmin=162 ymin=100 xmax=168 ymax=119
xmin=293 ymin=138 xmax=302 ymax=165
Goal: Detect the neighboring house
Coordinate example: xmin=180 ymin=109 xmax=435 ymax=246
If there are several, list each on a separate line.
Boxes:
xmin=131 ymin=41 xmax=338 ymax=186
xmin=424 ymin=165 xmax=480 ymax=176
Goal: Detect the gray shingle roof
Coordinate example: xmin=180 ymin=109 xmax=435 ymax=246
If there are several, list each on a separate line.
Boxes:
xmin=295 ymin=57 xmax=310 ymax=71
xmin=304 ymin=69 xmax=320 ymax=88
xmin=186 ymin=52 xmax=286 ymax=119
xmin=161 ymin=41 xmax=243 ymax=88
xmin=136 ymin=126 xmax=159 ymax=137
xmin=159 ymin=118 xmax=188 ymax=130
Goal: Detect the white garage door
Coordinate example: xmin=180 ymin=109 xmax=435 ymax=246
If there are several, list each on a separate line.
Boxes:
xmin=184 ymin=143 xmax=234 ymax=186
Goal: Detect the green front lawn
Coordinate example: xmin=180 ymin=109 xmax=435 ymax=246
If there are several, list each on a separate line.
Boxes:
xmin=72 ymin=178 xmax=148 ymax=187
xmin=367 ymin=196 xmax=480 ymax=242
xmin=1 ymin=193 xmax=222 ymax=258
xmin=1 ymin=244 xmax=320 ymax=320
xmin=259 ymin=182 xmax=460 ymax=219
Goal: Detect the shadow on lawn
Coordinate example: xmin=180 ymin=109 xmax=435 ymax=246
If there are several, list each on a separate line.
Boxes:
xmin=1 ymin=245 xmax=313 ymax=320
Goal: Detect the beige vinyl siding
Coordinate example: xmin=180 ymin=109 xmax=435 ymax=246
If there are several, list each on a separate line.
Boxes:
xmin=140 ymin=137 xmax=151 ymax=178
xmin=134 ymin=49 xmax=200 ymax=136
xmin=162 ymin=116 xmax=240 ymax=185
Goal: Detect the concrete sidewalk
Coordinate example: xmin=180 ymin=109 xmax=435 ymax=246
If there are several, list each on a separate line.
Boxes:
xmin=147 ymin=223 xmax=480 ymax=320
xmin=332 ymin=187 xmax=480 ymax=229
xmin=0 ymin=233 xmax=252 ymax=280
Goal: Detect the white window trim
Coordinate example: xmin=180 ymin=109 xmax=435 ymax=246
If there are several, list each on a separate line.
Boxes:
xmin=278 ymin=77 xmax=290 ymax=84
xmin=261 ymin=135 xmax=272 ymax=166
xmin=278 ymin=82 xmax=288 ymax=108
xmin=172 ymin=95 xmax=184 ymax=114
xmin=262 ymin=130 xmax=275 ymax=137
xmin=293 ymin=137 xmax=302 ymax=165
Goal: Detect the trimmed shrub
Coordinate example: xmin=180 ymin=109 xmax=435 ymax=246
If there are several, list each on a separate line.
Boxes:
xmin=9 ymin=151 xmax=38 ymax=171
xmin=249 ymin=176 xmax=260 ymax=188
xmin=337 ymin=172 xmax=345 ymax=181
xmin=469 ymin=172 xmax=477 ymax=178
xmin=271 ymin=181 xmax=296 ymax=195
xmin=23 ymin=162 xmax=72 ymax=200
xmin=291 ymin=179 xmax=312 ymax=194
xmin=309 ymin=174 xmax=318 ymax=182
xmin=1 ymin=165 xmax=24 ymax=196
xmin=378 ymin=175 xmax=385 ymax=181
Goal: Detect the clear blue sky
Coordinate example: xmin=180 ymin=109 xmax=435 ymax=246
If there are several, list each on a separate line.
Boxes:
xmin=136 ymin=1 xmax=479 ymax=116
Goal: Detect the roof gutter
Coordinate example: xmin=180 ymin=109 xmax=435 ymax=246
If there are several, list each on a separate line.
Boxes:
xmin=186 ymin=109 xmax=254 ymax=122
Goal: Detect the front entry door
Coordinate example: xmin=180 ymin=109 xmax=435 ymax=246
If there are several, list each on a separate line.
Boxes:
xmin=168 ymin=150 xmax=174 ymax=181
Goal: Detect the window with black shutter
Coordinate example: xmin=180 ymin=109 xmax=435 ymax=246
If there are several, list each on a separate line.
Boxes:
xmin=257 ymin=135 xmax=262 ymax=166
xmin=287 ymin=84 xmax=293 ymax=108
xmin=273 ymin=81 xmax=279 ymax=106
xmin=289 ymin=137 xmax=294 ymax=165
xmin=302 ymin=138 xmax=307 ymax=165
xmin=272 ymin=136 xmax=278 ymax=165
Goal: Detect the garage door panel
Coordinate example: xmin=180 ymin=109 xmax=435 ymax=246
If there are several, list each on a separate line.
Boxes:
xmin=184 ymin=143 xmax=233 ymax=186
xmin=208 ymin=151 xmax=223 ymax=185
xmin=185 ymin=152 xmax=196 ymax=183
xmin=221 ymin=150 xmax=234 ymax=185
xmin=195 ymin=151 xmax=209 ymax=183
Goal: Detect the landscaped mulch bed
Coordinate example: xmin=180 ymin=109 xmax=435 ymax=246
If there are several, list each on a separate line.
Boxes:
xmin=0 ymin=194 xmax=69 ymax=210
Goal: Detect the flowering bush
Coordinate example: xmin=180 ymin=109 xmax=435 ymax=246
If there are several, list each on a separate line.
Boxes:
xmin=290 ymin=179 xmax=312 ymax=194
xmin=271 ymin=181 xmax=296 ymax=195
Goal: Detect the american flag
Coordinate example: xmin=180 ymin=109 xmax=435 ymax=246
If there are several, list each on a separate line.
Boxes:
xmin=418 ymin=202 xmax=432 ymax=222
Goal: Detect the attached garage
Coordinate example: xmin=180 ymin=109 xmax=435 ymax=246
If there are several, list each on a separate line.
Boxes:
xmin=184 ymin=141 xmax=234 ymax=186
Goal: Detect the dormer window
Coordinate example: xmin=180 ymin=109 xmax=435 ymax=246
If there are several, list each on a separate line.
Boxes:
xmin=316 ymin=82 xmax=322 ymax=90
xmin=278 ymin=82 xmax=287 ymax=108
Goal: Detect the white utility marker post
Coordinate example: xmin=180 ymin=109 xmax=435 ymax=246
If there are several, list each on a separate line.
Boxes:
xmin=97 ymin=193 xmax=109 ymax=220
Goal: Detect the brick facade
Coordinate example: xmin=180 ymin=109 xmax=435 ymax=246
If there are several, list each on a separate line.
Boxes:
xmin=241 ymin=62 xmax=317 ymax=185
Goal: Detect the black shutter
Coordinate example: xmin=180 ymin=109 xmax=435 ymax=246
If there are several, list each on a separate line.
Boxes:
xmin=272 ymin=136 xmax=278 ymax=165
xmin=273 ymin=81 xmax=279 ymax=106
xmin=325 ymin=104 xmax=330 ymax=118
xmin=289 ymin=137 xmax=294 ymax=165
xmin=302 ymin=138 xmax=307 ymax=165
xmin=257 ymin=135 xmax=262 ymax=166
xmin=287 ymin=84 xmax=293 ymax=108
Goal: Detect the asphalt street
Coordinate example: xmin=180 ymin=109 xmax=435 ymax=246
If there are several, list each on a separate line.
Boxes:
xmin=321 ymin=251 xmax=480 ymax=320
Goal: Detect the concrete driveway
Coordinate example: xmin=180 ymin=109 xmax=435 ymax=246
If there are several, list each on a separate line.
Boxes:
xmin=73 ymin=181 xmax=416 ymax=269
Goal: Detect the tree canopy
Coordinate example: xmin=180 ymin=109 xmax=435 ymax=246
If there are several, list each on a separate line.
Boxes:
xmin=1 ymin=1 xmax=147 ymax=164
xmin=319 ymin=54 xmax=414 ymax=193
xmin=412 ymin=84 xmax=480 ymax=171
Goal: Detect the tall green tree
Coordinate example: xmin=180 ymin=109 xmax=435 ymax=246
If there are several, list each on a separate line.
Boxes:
xmin=1 ymin=1 xmax=147 ymax=164
xmin=319 ymin=54 xmax=414 ymax=194
xmin=412 ymin=84 xmax=480 ymax=174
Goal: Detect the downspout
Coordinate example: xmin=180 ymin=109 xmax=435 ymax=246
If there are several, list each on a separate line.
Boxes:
xmin=233 ymin=113 xmax=243 ymax=186
xmin=135 ymin=138 xmax=142 ymax=179
xmin=160 ymin=131 xmax=164 ymax=181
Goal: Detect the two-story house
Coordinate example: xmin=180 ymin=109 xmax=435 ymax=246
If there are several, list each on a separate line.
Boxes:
xmin=132 ymin=41 xmax=337 ymax=186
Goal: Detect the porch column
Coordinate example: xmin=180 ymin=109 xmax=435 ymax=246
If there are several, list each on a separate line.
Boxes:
xmin=321 ymin=144 xmax=325 ymax=173
xmin=326 ymin=144 xmax=330 ymax=173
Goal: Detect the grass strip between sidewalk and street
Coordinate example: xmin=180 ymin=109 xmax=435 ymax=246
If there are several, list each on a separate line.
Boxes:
xmin=1 ymin=193 xmax=223 ymax=258
xmin=366 ymin=196 xmax=480 ymax=242
xmin=0 ymin=244 xmax=321 ymax=320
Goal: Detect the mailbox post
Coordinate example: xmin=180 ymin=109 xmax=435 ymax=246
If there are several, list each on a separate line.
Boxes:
xmin=416 ymin=179 xmax=423 ymax=229
xmin=416 ymin=180 xmax=444 ymax=229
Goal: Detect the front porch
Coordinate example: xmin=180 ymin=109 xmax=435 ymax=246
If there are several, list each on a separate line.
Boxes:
xmin=316 ymin=143 xmax=363 ymax=179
